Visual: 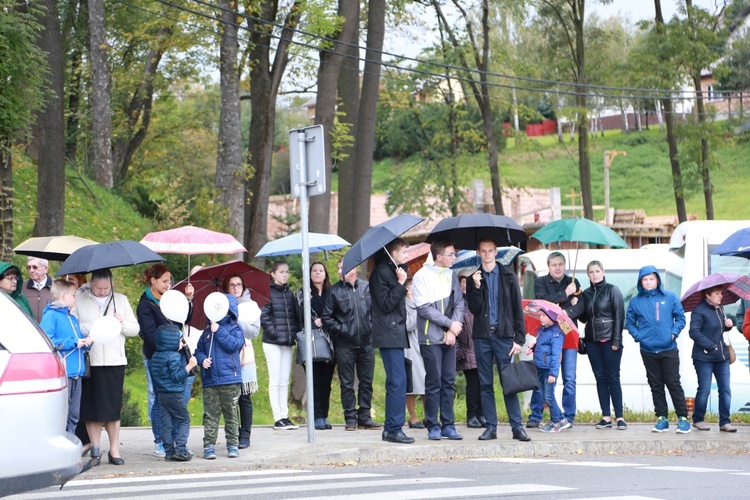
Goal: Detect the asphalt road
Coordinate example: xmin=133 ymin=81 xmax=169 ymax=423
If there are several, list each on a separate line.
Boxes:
xmin=11 ymin=452 xmax=750 ymax=499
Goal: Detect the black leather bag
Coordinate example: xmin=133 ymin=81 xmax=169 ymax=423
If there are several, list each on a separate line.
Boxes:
xmin=295 ymin=328 xmax=334 ymax=365
xmin=82 ymin=351 xmax=91 ymax=378
xmin=578 ymin=338 xmax=588 ymax=355
xmin=499 ymin=360 xmax=539 ymax=396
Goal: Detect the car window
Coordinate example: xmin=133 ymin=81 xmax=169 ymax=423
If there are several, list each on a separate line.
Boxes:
xmin=0 ymin=294 xmax=53 ymax=353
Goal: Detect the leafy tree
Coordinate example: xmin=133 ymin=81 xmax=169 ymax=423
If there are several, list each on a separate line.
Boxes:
xmin=0 ymin=1 xmax=47 ymax=258
xmin=717 ymin=33 xmax=750 ymax=92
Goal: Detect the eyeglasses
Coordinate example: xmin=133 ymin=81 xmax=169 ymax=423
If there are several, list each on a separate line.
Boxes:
xmin=227 ymin=283 xmax=243 ymax=289
xmin=27 ymin=265 xmax=41 ymax=270
xmin=2 ymin=276 xmax=19 ymax=281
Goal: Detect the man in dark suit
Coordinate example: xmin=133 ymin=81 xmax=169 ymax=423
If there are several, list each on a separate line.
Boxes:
xmin=466 ymin=237 xmax=530 ymax=442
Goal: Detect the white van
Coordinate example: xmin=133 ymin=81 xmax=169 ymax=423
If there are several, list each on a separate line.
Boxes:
xmin=519 ymin=221 xmax=750 ymax=417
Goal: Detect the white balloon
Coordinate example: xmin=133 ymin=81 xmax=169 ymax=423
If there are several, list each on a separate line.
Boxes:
xmin=204 ymin=292 xmax=229 ymax=323
xmin=89 ymin=315 xmax=122 ymax=344
xmin=160 ymin=289 xmax=189 ymax=324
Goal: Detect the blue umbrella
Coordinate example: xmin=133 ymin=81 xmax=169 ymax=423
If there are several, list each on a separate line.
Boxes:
xmin=714 ymin=227 xmax=750 ymax=259
xmin=451 ymin=246 xmax=524 ymax=270
xmin=342 ymin=214 xmax=424 ymax=275
xmin=56 ymin=240 xmax=164 ymax=275
xmin=255 ymin=232 xmax=350 ymax=258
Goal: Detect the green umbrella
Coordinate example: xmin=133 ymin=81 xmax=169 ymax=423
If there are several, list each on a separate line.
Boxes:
xmin=532 ymin=218 xmax=628 ymax=248
xmin=532 ymin=218 xmax=628 ymax=286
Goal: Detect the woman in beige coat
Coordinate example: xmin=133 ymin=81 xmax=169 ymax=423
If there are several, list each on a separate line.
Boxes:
xmin=73 ymin=269 xmax=139 ymax=468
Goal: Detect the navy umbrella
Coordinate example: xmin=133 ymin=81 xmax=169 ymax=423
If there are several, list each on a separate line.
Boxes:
xmin=425 ymin=213 xmax=527 ymax=250
xmin=56 ymin=240 xmax=164 ymax=275
xmin=342 ymin=214 xmax=424 ymax=275
xmin=714 ymin=227 xmax=750 ymax=259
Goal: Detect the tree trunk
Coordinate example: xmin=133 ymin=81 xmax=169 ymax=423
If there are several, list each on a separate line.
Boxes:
xmin=693 ymin=74 xmax=714 ymax=220
xmin=33 ymin=0 xmax=66 ymax=236
xmin=88 ymin=0 xmax=114 ymax=189
xmin=309 ymin=0 xmax=356 ymax=234
xmin=620 ymin=100 xmax=629 ymax=133
xmin=244 ymin=0 xmax=302 ymax=258
xmin=655 ymin=99 xmax=665 ymax=131
xmin=349 ymin=0 xmax=386 ymax=239
xmin=215 ymin=0 xmax=244 ymax=239
xmin=65 ymin=48 xmax=82 ymax=160
xmin=335 ymin=3 xmax=360 ymax=242
xmin=574 ymin=0 xmax=593 ymax=220
xmin=0 ymin=145 xmax=12 ymax=261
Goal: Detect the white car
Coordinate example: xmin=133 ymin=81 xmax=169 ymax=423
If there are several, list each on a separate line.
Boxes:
xmin=0 ymin=292 xmax=82 ymax=497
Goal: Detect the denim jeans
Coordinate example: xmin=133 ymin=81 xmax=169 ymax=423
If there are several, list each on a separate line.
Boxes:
xmin=380 ymin=347 xmax=407 ymax=433
xmin=586 ymin=340 xmax=624 ymax=418
xmin=641 ymin=348 xmax=688 ymax=418
xmin=474 ymin=336 xmax=523 ymax=432
xmin=530 ymin=348 xmax=577 ymax=422
xmin=145 ymin=359 xmax=161 ymax=443
xmin=537 ymin=368 xmax=563 ymax=422
xmin=158 ymin=391 xmax=190 ymax=457
xmin=420 ymin=343 xmax=457 ymax=430
xmin=692 ymin=358 xmax=732 ymax=426
xmin=335 ymin=343 xmax=375 ymax=422
xmin=66 ymin=377 xmax=82 ymax=434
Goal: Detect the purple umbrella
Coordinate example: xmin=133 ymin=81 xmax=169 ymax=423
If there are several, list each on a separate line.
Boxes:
xmin=680 ymin=273 xmax=747 ymax=312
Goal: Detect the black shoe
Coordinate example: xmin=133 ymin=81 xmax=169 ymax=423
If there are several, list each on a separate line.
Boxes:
xmin=513 ymin=428 xmax=531 ymax=442
xmin=526 ymin=420 xmax=540 ymax=429
xmin=238 ymin=437 xmax=250 ymax=449
xmin=108 ymin=452 xmax=125 ymax=466
xmin=478 ymin=428 xmax=497 ymax=440
xmin=345 ymin=420 xmax=357 ymax=431
xmin=408 ymin=420 xmax=426 ymax=429
xmin=478 ymin=416 xmax=486 ymax=426
xmin=81 ymin=444 xmax=92 ymax=457
xmin=383 ymin=430 xmax=415 ymax=444
xmin=467 ymin=417 xmax=483 ymax=429
xmin=166 ymin=452 xmax=192 ymax=462
xmin=358 ymin=418 xmax=383 ymax=430
xmin=81 ymin=454 xmax=101 ymax=472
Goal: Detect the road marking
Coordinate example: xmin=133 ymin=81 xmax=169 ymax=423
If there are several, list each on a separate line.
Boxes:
xmin=637 ymin=466 xmax=742 ymax=473
xmin=12 ymin=473 xmax=387 ymax=499
xmin=469 ymin=457 xmax=565 ymax=464
xmin=567 ymin=496 xmax=665 ymax=500
xmin=66 ymin=468 xmax=312 ymax=486
xmin=557 ymin=461 xmax=646 ymax=467
xmin=290 ymin=484 xmax=575 ymax=499
xmin=114 ymin=477 xmax=468 ymax=500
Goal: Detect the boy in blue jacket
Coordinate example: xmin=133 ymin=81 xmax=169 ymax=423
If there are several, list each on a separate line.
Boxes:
xmin=626 ymin=265 xmax=690 ymax=434
xmin=40 ymin=279 xmax=92 ymax=434
xmin=152 ymin=324 xmax=198 ymax=461
xmin=528 ymin=309 xmax=569 ymax=433
xmin=195 ymin=294 xmax=245 ymax=459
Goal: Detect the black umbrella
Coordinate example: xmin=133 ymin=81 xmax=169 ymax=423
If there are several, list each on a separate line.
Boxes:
xmin=342 ymin=214 xmax=425 ymax=275
xmin=425 ymin=213 xmax=527 ymax=250
xmin=56 ymin=240 xmax=164 ymax=275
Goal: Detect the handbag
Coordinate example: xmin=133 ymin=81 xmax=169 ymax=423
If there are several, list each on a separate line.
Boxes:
xmin=295 ymin=327 xmax=334 ymax=365
xmin=578 ymin=338 xmax=588 ymax=355
xmin=499 ymin=360 xmax=539 ymax=396
xmin=726 ymin=342 xmax=737 ymax=364
xmin=82 ymin=351 xmax=91 ymax=378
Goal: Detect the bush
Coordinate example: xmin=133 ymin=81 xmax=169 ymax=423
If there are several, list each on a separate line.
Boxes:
xmin=121 ymin=386 xmax=143 ymax=427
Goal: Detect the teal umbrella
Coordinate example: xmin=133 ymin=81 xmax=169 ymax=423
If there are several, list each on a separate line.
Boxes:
xmin=532 ymin=218 xmax=628 ymax=248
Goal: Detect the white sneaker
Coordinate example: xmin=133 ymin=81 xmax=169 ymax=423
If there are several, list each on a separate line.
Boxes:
xmin=283 ymin=418 xmax=299 ymax=430
xmin=153 ymin=442 xmax=166 ymax=457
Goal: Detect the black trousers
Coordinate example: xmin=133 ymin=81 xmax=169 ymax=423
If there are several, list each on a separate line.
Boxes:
xmin=237 ymin=393 xmax=253 ymax=440
xmin=463 ymin=368 xmax=483 ymax=420
xmin=335 ymin=343 xmax=375 ymax=422
xmin=312 ymin=361 xmax=336 ymax=419
xmin=641 ymin=348 xmax=689 ymax=418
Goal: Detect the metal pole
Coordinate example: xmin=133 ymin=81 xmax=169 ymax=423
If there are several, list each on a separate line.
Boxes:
xmin=296 ymin=129 xmax=315 ymax=443
xmin=603 ymin=150 xmax=610 ymax=226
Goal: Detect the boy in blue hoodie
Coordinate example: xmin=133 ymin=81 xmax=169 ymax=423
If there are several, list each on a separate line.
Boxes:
xmin=529 ymin=309 xmax=569 ymax=433
xmin=195 ymin=294 xmax=245 ymax=459
xmin=151 ymin=323 xmax=198 ymax=461
xmin=40 ymin=279 xmax=92 ymax=434
xmin=626 ymin=265 xmax=690 ymax=434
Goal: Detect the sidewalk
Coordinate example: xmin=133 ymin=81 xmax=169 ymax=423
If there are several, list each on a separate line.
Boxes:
xmin=80 ymin=423 xmax=749 ymax=479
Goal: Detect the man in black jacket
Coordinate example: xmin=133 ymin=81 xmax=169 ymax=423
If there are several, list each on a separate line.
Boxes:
xmin=369 ymin=238 xmax=414 ymax=444
xmin=528 ymin=251 xmax=581 ymax=428
xmin=466 ymin=238 xmax=531 ymax=442
xmin=322 ymin=260 xmax=382 ymax=431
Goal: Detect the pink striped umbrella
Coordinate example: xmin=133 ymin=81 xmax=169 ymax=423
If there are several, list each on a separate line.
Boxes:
xmin=140 ymin=226 xmax=247 ymax=280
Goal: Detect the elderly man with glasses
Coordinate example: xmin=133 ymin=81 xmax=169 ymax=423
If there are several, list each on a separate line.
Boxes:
xmin=412 ymin=240 xmax=465 ymax=441
xmin=22 ymin=257 xmax=54 ymax=322
xmin=0 ymin=262 xmax=34 ymax=316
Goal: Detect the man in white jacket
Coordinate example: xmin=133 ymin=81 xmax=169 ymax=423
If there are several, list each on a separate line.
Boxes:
xmin=412 ymin=240 xmax=465 ymax=441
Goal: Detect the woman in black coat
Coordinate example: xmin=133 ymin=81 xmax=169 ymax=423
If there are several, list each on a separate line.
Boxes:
xmin=570 ymin=260 xmax=626 ymax=430
xmin=260 ymin=261 xmax=300 ymax=431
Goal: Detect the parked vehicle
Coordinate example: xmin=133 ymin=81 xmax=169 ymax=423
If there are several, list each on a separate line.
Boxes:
xmin=519 ymin=221 xmax=750 ymax=416
xmin=0 ymin=292 xmax=82 ymax=497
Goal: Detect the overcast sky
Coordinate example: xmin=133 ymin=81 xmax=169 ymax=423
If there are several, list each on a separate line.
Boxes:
xmin=592 ymin=0 xmax=718 ymax=22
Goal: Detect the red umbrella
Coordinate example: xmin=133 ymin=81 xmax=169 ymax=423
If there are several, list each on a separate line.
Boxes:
xmin=522 ymin=299 xmax=579 ymax=348
xmin=140 ymin=226 xmax=247 ymax=281
xmin=680 ymin=273 xmax=749 ymax=312
xmin=173 ymin=260 xmax=270 ymax=329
